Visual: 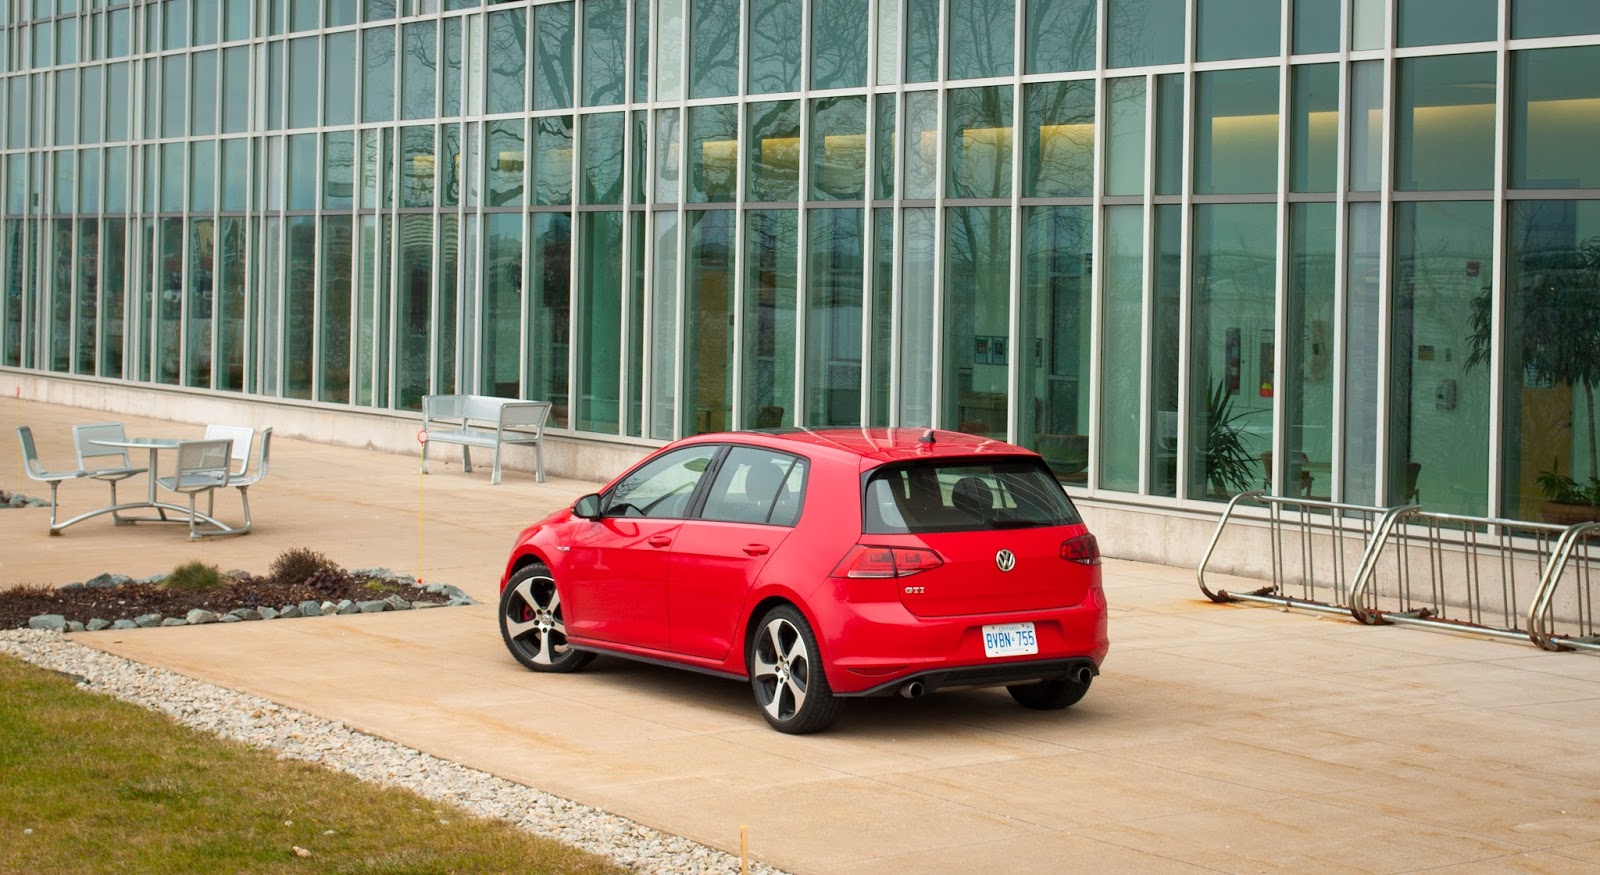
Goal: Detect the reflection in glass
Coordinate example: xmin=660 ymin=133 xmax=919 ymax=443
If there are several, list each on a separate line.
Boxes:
xmin=532 ymin=2 xmax=575 ymax=109
xmin=1194 ymin=67 xmax=1278 ymax=195
xmin=486 ymin=119 xmax=525 ymax=207
xmin=1514 ymin=0 xmax=1600 ymax=39
xmin=1349 ymin=60 xmax=1383 ymax=192
xmin=1025 ymin=80 xmax=1094 ymax=198
xmin=899 ymin=208 xmax=937 ymax=427
xmin=1391 ymin=201 xmax=1492 ymax=513
xmin=1291 ymin=64 xmax=1338 ymax=194
xmin=806 ymin=208 xmax=864 ymax=426
xmin=875 ymin=95 xmax=897 ymax=199
xmin=1284 ymin=203 xmax=1335 ymax=499
xmin=583 ymin=0 xmax=627 ymax=107
xmin=1104 ymin=77 xmax=1146 ymax=196
xmin=1293 ymin=0 xmax=1340 ymax=54
xmin=486 ymin=9 xmax=527 ymax=114
xmin=578 ymin=211 xmax=624 ymax=432
xmin=582 ymin=113 xmax=626 ymax=205
xmin=1397 ymin=53 xmax=1495 ymax=191
xmin=651 ymin=212 xmax=680 ymax=440
xmin=689 ymin=0 xmax=739 ymax=99
xmin=743 ymin=210 xmax=798 ymax=428
xmin=1100 ymin=206 xmax=1143 ymax=491
xmin=1501 ymin=201 xmax=1600 ymax=519
xmin=529 ymin=213 xmax=572 ymax=425
xmin=323 ymin=37 xmax=354 ymax=127
xmin=1511 ymin=47 xmax=1600 ymax=190
xmin=1398 ymin=0 xmax=1495 ymax=48
xmin=532 ymin=116 xmax=574 ymax=206
xmin=1027 ymin=0 xmax=1096 ymax=74
xmin=363 ymin=25 xmax=396 ymax=122
xmin=749 ymin=0 xmax=802 ymax=95
xmin=685 ymin=210 xmax=736 ymax=433
xmin=943 ymin=207 xmax=1010 ymax=436
xmin=214 ymin=217 xmax=243 ymax=390
xmin=101 ymin=218 xmax=129 ymax=381
xmin=189 ymin=52 xmax=214 ymax=136
xmin=656 ymin=0 xmax=684 ymax=102
xmin=906 ymin=0 xmax=939 ymax=84
xmin=869 ymin=209 xmax=894 ymax=425
xmin=400 ymin=125 xmax=436 ymax=210
xmin=481 ymin=212 xmax=523 ymax=398
xmin=903 ymin=91 xmax=939 ymax=200
xmin=75 ymin=219 xmax=98 ymax=375
xmin=1108 ymin=0 xmax=1184 ymax=68
xmin=401 ymin=21 xmax=438 ymax=121
xmin=284 ymin=216 xmax=316 ymax=398
xmin=688 ymin=104 xmax=739 ymax=203
xmin=946 ymin=87 xmax=1012 ymax=200
xmin=1022 ymin=206 xmax=1093 ymax=483
xmin=655 ymin=109 xmax=681 ymax=203
xmin=747 ymin=101 xmax=801 ymax=203
xmin=1197 ymin=0 xmax=1279 ymax=62
xmin=437 ymin=213 xmax=459 ymax=396
xmin=1155 ymin=73 xmax=1184 ymax=196
xmin=627 ymin=212 xmax=646 ymax=435
xmin=811 ymin=0 xmax=868 ymax=90
xmin=322 ymin=215 xmax=358 ymax=404
xmin=1150 ymin=205 xmax=1182 ymax=497
xmin=811 ymin=96 xmax=867 ymax=201
xmin=948 ymin=0 xmax=1014 ymax=80
xmin=1351 ymin=0 xmax=1385 ymax=51
xmin=1187 ymin=204 xmax=1275 ymax=501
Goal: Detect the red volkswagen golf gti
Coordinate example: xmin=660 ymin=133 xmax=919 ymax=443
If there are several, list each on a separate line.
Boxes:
xmin=497 ymin=428 xmax=1109 ymax=733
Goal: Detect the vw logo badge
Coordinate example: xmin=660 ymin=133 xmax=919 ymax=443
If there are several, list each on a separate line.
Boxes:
xmin=995 ymin=549 xmax=1016 ymax=572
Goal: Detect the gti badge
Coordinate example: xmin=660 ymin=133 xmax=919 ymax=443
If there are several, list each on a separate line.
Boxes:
xmin=995 ymin=549 xmax=1016 ymax=572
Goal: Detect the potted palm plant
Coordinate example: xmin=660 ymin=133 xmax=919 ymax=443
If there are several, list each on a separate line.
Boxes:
xmin=1202 ymin=380 xmax=1259 ymax=498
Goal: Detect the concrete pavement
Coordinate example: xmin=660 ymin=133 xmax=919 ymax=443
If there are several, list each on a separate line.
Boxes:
xmin=4 ymin=398 xmax=1600 ymax=873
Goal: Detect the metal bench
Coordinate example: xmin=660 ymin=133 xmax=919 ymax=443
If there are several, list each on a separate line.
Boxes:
xmin=420 ymin=394 xmax=552 ymax=485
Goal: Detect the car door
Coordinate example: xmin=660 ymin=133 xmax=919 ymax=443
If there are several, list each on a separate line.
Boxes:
xmin=667 ymin=448 xmax=807 ymax=661
xmin=562 ymin=444 xmax=720 ymax=652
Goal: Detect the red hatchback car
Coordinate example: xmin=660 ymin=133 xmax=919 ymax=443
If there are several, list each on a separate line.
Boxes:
xmin=497 ymin=428 xmax=1109 ymax=733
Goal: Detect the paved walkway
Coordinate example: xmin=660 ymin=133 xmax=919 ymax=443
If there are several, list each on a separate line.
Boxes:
xmin=4 ymin=399 xmax=1599 ymax=873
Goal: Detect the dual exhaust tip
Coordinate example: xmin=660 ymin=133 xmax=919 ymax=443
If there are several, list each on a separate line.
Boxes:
xmin=897 ymin=666 xmax=1093 ymax=699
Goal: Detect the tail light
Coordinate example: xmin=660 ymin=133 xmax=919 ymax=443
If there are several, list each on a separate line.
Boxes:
xmin=831 ymin=544 xmax=944 ymax=579
xmin=1061 ymin=533 xmax=1101 ymax=566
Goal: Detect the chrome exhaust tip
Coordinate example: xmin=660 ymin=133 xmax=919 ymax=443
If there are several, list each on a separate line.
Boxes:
xmin=898 ymin=680 xmax=926 ymax=699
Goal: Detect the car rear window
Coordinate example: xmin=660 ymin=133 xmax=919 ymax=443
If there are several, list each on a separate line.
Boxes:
xmin=863 ymin=458 xmax=1083 ymax=534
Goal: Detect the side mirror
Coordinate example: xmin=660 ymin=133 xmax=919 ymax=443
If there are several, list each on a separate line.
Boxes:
xmin=573 ymin=493 xmax=603 ymax=520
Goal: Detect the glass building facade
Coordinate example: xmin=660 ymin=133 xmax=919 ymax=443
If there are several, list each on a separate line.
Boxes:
xmin=2 ymin=0 xmax=1599 ymax=522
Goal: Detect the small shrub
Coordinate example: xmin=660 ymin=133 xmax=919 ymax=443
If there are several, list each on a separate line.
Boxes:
xmin=164 ymin=561 xmax=224 ymax=593
xmin=304 ymin=567 xmax=354 ymax=599
xmin=2 ymin=582 xmax=55 ymax=598
xmin=268 ymin=547 xmax=339 ymax=586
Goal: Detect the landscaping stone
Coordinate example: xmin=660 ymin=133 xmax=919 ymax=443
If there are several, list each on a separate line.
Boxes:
xmin=86 ymin=573 xmax=132 ymax=589
xmin=258 ymin=607 xmax=279 ymax=621
xmin=160 ymin=618 xmax=187 ymax=627
xmin=356 ymin=600 xmax=388 ymax=614
xmin=299 ymin=600 xmax=322 ymax=617
xmin=66 ymin=621 xmax=85 ymax=633
xmin=28 ymin=615 xmax=67 ymax=632
xmin=383 ymin=595 xmax=411 ymax=611
xmin=336 ymin=600 xmax=357 ymax=615
xmin=186 ymin=610 xmax=218 ymax=625
xmin=320 ymin=601 xmax=338 ymax=615
xmin=111 ymin=619 xmax=138 ymax=630
xmin=86 ymin=619 xmax=111 ymax=632
xmin=278 ymin=605 xmax=302 ymax=619
xmin=134 ymin=614 xmax=163 ymax=628
xmin=230 ymin=608 xmax=260 ymax=621
xmin=220 ymin=615 xmax=241 ymax=623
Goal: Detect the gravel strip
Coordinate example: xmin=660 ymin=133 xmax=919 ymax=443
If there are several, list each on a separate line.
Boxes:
xmin=0 ymin=629 xmax=788 ymax=875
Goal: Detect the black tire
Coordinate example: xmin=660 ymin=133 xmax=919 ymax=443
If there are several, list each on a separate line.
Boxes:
xmin=499 ymin=564 xmax=595 ymax=673
xmin=1007 ymin=676 xmax=1092 ymax=710
xmin=748 ymin=605 xmax=843 ymax=734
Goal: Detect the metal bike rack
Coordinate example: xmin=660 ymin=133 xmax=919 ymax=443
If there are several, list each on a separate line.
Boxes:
xmin=1528 ymin=521 xmax=1600 ymax=652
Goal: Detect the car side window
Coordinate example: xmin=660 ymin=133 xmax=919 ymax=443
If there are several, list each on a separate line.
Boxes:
xmin=605 ymin=445 xmax=719 ymax=519
xmin=699 ymin=448 xmax=807 ymax=526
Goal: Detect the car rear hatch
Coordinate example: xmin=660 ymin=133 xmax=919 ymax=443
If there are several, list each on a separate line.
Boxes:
xmin=855 ymin=456 xmax=1098 ymax=619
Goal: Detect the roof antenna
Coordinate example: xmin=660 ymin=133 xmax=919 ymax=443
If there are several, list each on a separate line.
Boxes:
xmin=919 ymin=429 xmax=936 ymax=444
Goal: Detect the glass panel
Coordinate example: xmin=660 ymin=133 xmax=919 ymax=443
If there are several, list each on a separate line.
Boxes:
xmin=1195 ymin=67 xmax=1278 ymax=195
xmin=811 ymin=0 xmax=868 ymax=90
xmin=1149 ymin=204 xmax=1181 ymax=496
xmin=631 ymin=110 xmax=649 ymax=205
xmin=189 ymin=53 xmax=216 ymax=137
xmin=223 ymin=46 xmax=251 ymax=133
xmin=1283 ymin=203 xmax=1335 ymax=499
xmin=1155 ymin=73 xmax=1184 ymax=195
xmin=582 ymin=0 xmax=626 ymax=107
xmin=689 ymin=0 xmax=738 ymax=99
xmin=75 ymin=219 xmax=98 ymax=374
xmin=811 ymin=95 xmax=866 ymax=201
xmin=1514 ymin=0 xmax=1600 ymax=39
xmin=581 ymin=112 xmax=625 ymax=205
xmin=1291 ymin=63 xmax=1338 ymax=194
xmin=1024 ymin=80 xmax=1094 ymax=198
xmin=161 ymin=142 xmax=184 ymax=212
xmin=324 ymin=131 xmax=355 ymax=210
xmin=289 ymin=37 xmax=319 ymax=129
xmin=436 ymin=213 xmax=459 ymax=396
xmin=688 ymin=103 xmax=738 ymax=203
xmin=1398 ymin=0 xmax=1495 ymax=47
xmin=873 ymin=0 xmax=899 ymax=86
xmin=743 ymin=209 xmax=798 ymax=428
xmin=320 ymin=214 xmax=355 ymax=403
xmin=184 ymin=217 xmax=211 ymax=386
xmin=161 ymin=55 xmax=185 ymax=138
xmin=532 ymin=1 xmax=574 ymax=109
xmin=1390 ymin=201 xmax=1492 ymax=513
xmin=481 ymin=211 xmax=522 ymax=397
xmin=1021 ymin=205 xmax=1092 ymax=482
xmin=1511 ymin=46 xmax=1600 ymax=190
xmin=1501 ymin=201 xmax=1600 ymax=520
xmin=578 ymin=211 xmax=623 ymax=432
xmin=486 ymin=9 xmax=527 ymax=114
xmin=626 ymin=211 xmax=645 ymax=435
xmin=1108 ymin=0 xmax=1184 ymax=68
xmin=748 ymin=0 xmax=801 ymax=95
xmin=1027 ymin=0 xmax=1096 ymax=74
xmin=215 ymin=216 xmax=244 ymax=390
xmin=903 ymin=90 xmax=939 ymax=200
xmin=654 ymin=108 xmax=681 ymax=202
xmin=443 ymin=17 xmax=462 ymax=116
xmin=899 ymin=207 xmax=936 ymax=426
xmin=225 ymin=0 xmax=252 ymax=39
xmin=1188 ymin=204 xmax=1276 ymax=501
xmin=47 ymin=219 xmax=69 ymax=371
xmin=487 ymin=119 xmax=525 ymax=207
xmin=1197 ymin=0 xmax=1279 ymax=62
xmin=531 ymin=115 xmax=573 ymax=206
xmin=656 ymin=0 xmax=683 ymax=102
xmin=363 ymin=25 xmax=396 ymax=122
xmin=651 ymin=211 xmax=679 ymax=439
xmin=528 ymin=213 xmax=571 ymax=423
xmin=1349 ymin=60 xmax=1383 ymax=192
xmin=806 ymin=208 xmax=863 ymax=426
xmin=944 ymin=206 xmax=1010 ymax=436
xmin=288 ymin=133 xmax=316 ymax=211
xmin=1396 ymin=53 xmax=1495 ymax=191
xmin=684 ymin=209 xmax=735 ymax=433
xmin=948 ymin=0 xmax=1014 ymax=80
xmin=364 ymin=0 xmax=396 ymax=21
xmin=905 ymin=0 xmax=939 ymax=84
xmin=79 ymin=150 xmax=101 ymax=214
xmin=402 ymin=21 xmax=437 ymax=120
xmin=868 ymin=208 xmax=893 ymax=424
xmin=634 ymin=0 xmax=650 ymax=102
xmin=1351 ymin=0 xmax=1384 ymax=51
xmin=874 ymin=94 xmax=896 ymax=199
xmin=107 ymin=147 xmax=129 ymax=213
xmin=946 ymin=86 xmax=1012 ymax=199
xmin=100 ymin=217 xmax=127 ymax=380
xmin=190 ymin=141 xmax=214 ymax=212
xmin=400 ymin=125 xmax=434 ymax=209
xmin=1293 ymin=0 xmax=1340 ymax=54
xmin=283 ymin=216 xmax=316 ymax=398
xmin=748 ymin=101 xmax=801 ymax=203
xmin=1104 ymin=76 xmax=1146 ymax=196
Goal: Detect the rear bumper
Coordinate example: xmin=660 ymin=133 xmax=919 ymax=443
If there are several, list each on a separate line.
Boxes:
xmin=840 ymin=656 xmax=1100 ymax=698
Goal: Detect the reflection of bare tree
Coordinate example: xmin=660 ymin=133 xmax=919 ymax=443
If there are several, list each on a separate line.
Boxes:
xmin=583 ymin=113 xmax=626 ymax=203
xmin=583 ymin=0 xmax=628 ymax=105
xmin=948 ymin=0 xmax=1014 ymax=78
xmin=1027 ymin=0 xmax=1097 ymax=72
xmin=533 ymin=3 xmax=574 ymax=108
xmin=401 ymin=126 xmax=435 ymax=208
xmin=533 ymin=116 xmax=574 ymax=205
xmin=487 ymin=9 xmax=527 ymax=112
xmin=905 ymin=0 xmax=939 ymax=81
xmin=947 ymin=87 xmax=1011 ymax=199
xmin=1027 ymin=81 xmax=1094 ymax=196
xmin=810 ymin=0 xmax=868 ymax=87
xmin=402 ymin=21 xmax=437 ymax=119
xmin=747 ymin=101 xmax=800 ymax=203
xmin=747 ymin=0 xmax=801 ymax=94
xmin=689 ymin=0 xmax=741 ymax=97
xmin=363 ymin=26 xmax=396 ymax=121
xmin=690 ymin=104 xmax=739 ymax=202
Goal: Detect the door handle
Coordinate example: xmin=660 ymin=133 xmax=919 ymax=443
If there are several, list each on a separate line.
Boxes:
xmin=743 ymin=544 xmax=770 ymax=556
xmin=648 ymin=535 xmax=673 ymax=548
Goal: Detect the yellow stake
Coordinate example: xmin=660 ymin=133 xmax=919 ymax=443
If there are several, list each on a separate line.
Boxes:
xmin=740 ymin=825 xmax=748 ymax=875
xmin=417 ymin=460 xmax=426 ymax=585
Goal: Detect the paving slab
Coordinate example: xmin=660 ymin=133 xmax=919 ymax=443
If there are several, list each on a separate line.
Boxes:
xmin=5 ymin=398 xmax=1600 ymax=873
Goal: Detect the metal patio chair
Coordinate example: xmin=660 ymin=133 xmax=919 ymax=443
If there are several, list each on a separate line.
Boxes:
xmin=218 ymin=427 xmax=271 ymax=534
xmin=154 ymin=438 xmax=235 ymax=539
xmin=203 ymin=424 xmax=255 ymax=478
xmin=17 ymin=426 xmax=89 ymax=533
xmin=72 ymin=422 xmax=151 ymax=521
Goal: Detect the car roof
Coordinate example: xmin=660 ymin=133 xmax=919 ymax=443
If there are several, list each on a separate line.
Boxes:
xmin=684 ymin=428 xmax=1040 ymax=466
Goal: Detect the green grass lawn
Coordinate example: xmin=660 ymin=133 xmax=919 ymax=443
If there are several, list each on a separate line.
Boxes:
xmin=0 ymin=654 xmax=624 ymax=875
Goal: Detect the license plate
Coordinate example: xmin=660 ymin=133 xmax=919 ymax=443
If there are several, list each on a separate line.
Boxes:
xmin=982 ymin=622 xmax=1038 ymax=658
